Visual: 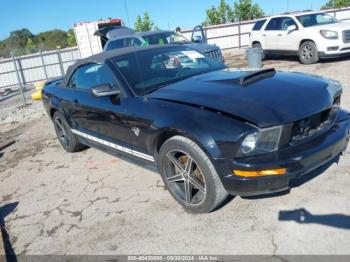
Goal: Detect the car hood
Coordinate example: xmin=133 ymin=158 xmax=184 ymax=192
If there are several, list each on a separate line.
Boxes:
xmin=149 ymin=69 xmax=336 ymax=127
xmin=184 ymin=43 xmax=219 ymax=53
xmin=306 ymin=21 xmax=350 ymax=31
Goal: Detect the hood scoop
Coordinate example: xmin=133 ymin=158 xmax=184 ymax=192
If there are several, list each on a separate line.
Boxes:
xmin=239 ymin=68 xmax=276 ymax=86
xmin=200 ymin=68 xmax=276 ymax=87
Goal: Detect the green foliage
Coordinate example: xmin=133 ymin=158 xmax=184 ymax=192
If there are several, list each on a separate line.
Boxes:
xmin=26 ymin=38 xmax=36 ymax=49
xmin=6 ymin=28 xmax=34 ymax=50
xmin=234 ymin=0 xmax=265 ymax=21
xmin=36 ymin=29 xmax=68 ymax=49
xmin=66 ymin=29 xmax=77 ymax=47
xmin=0 ymin=28 xmax=77 ymax=58
xmin=203 ymin=0 xmax=264 ymax=25
xmin=134 ymin=12 xmax=157 ymax=32
xmin=321 ymin=0 xmax=350 ymax=9
xmin=203 ymin=0 xmax=235 ymax=26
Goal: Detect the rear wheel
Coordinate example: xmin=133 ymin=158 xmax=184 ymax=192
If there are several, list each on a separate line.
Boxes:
xmin=299 ymin=41 xmax=319 ymax=64
xmin=158 ymin=136 xmax=228 ymax=213
xmin=53 ymin=111 xmax=85 ymax=152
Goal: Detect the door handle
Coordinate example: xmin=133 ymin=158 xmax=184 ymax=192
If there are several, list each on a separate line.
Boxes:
xmin=263 ymin=34 xmax=266 ymax=37
xmin=277 ymin=34 xmax=282 ymax=36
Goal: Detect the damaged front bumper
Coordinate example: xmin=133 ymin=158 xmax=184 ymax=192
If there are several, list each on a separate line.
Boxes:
xmin=214 ymin=110 xmax=350 ymax=196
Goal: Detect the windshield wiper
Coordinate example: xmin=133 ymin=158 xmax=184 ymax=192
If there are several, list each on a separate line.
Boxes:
xmin=144 ymin=87 xmax=162 ymax=95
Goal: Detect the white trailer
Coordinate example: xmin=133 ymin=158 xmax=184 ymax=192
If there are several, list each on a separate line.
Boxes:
xmin=73 ymin=18 xmax=123 ymax=58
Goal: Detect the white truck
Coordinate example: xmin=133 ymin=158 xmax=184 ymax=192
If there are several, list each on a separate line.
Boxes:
xmin=73 ymin=18 xmax=124 ymax=58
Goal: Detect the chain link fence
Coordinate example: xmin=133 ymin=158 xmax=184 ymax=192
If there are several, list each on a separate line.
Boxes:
xmin=0 ymin=47 xmax=80 ymax=119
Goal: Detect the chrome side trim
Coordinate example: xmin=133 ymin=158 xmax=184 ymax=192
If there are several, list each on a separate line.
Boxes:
xmin=71 ymin=129 xmax=155 ymax=162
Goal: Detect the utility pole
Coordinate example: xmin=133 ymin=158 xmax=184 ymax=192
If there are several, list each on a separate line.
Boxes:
xmin=123 ymin=0 xmax=131 ymax=27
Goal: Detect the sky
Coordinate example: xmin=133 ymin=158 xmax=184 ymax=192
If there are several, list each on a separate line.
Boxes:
xmin=0 ymin=0 xmax=326 ymax=40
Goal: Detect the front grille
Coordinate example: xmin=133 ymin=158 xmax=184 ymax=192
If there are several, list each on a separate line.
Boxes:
xmin=289 ymin=97 xmax=340 ymax=144
xmin=205 ymin=50 xmax=222 ymax=61
xmin=343 ymin=30 xmax=350 ymax=43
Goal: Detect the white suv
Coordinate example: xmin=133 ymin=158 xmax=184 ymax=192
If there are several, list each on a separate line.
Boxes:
xmin=249 ymin=11 xmax=350 ymax=64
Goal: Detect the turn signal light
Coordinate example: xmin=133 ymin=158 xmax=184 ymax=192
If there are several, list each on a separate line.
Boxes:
xmin=233 ymin=168 xmax=287 ymax=177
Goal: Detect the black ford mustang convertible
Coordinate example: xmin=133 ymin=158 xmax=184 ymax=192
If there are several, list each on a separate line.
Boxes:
xmin=42 ymin=45 xmax=350 ymax=213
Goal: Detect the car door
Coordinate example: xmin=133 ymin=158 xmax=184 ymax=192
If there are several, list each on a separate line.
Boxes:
xmin=263 ymin=17 xmax=284 ymax=50
xmin=191 ymin=25 xmax=208 ymax=44
xmin=66 ymin=63 xmax=133 ymax=145
xmin=277 ymin=17 xmax=301 ymax=51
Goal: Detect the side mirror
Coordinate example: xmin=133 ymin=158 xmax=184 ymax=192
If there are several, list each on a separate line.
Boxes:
xmin=90 ymin=83 xmax=120 ymax=97
xmin=287 ymin=25 xmax=297 ymax=32
xmin=192 ymin=35 xmax=203 ymax=43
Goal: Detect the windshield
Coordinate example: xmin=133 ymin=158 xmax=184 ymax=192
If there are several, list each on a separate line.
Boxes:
xmin=112 ymin=46 xmax=226 ymax=95
xmin=142 ymin=32 xmax=190 ymax=45
xmin=296 ymin=13 xmax=339 ymax=27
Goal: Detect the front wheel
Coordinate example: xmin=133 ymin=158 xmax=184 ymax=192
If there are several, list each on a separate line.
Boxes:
xmin=158 ymin=136 xmax=228 ymax=213
xmin=299 ymin=41 xmax=319 ymax=64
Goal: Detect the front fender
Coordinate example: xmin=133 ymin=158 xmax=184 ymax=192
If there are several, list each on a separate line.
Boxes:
xmin=149 ymin=100 xmax=254 ymax=159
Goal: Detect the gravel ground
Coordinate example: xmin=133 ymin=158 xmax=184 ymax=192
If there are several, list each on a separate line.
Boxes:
xmin=1 ymin=56 xmax=350 ymax=256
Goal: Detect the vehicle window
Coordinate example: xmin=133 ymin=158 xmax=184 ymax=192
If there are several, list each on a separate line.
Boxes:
xmin=124 ymin=37 xmax=143 ymax=47
xmin=142 ymin=32 xmax=190 ymax=45
xmin=106 ymin=37 xmax=143 ymax=51
xmin=142 ymin=33 xmax=168 ymax=45
xmin=113 ymin=53 xmax=142 ymax=89
xmin=68 ymin=63 xmax=117 ymax=90
xmin=252 ymin=19 xmax=267 ymax=31
xmin=265 ymin=17 xmax=297 ymax=31
xmin=296 ymin=13 xmax=339 ymax=27
xmin=106 ymin=39 xmax=124 ymax=51
xmin=281 ymin=17 xmax=298 ymax=30
xmin=265 ymin=17 xmax=284 ymax=30
xmin=112 ymin=46 xmax=225 ymax=96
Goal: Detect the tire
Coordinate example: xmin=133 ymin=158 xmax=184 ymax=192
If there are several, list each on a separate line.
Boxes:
xmin=158 ymin=136 xmax=228 ymax=213
xmin=252 ymin=42 xmax=266 ymax=60
xmin=52 ymin=111 xmax=86 ymax=153
xmin=299 ymin=41 xmax=319 ymax=64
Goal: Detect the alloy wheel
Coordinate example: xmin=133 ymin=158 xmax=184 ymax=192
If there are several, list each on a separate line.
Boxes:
xmin=54 ymin=117 xmax=70 ymax=147
xmin=301 ymin=44 xmax=313 ymax=62
xmin=164 ymin=150 xmax=206 ymax=205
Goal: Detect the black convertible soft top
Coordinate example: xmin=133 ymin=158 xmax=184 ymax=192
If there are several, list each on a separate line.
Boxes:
xmin=63 ymin=45 xmax=183 ymax=86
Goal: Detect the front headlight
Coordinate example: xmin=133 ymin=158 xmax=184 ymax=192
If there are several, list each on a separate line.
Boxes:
xmin=237 ymin=126 xmax=283 ymax=157
xmin=320 ymin=30 xmax=339 ymax=39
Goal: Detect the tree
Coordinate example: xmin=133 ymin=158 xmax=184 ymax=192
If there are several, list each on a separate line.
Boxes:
xmin=6 ymin=28 xmax=34 ymax=50
xmin=203 ymin=0 xmax=235 ymax=26
xmin=134 ymin=12 xmax=156 ymax=32
xmin=26 ymin=38 xmax=36 ymax=50
xmin=35 ymin=29 xmax=68 ymax=49
xmin=321 ymin=0 xmax=350 ymax=9
xmin=0 ymin=28 xmax=78 ymax=58
xmin=234 ymin=0 xmax=265 ymax=21
xmin=203 ymin=0 xmax=264 ymax=25
xmin=66 ymin=29 xmax=77 ymax=47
